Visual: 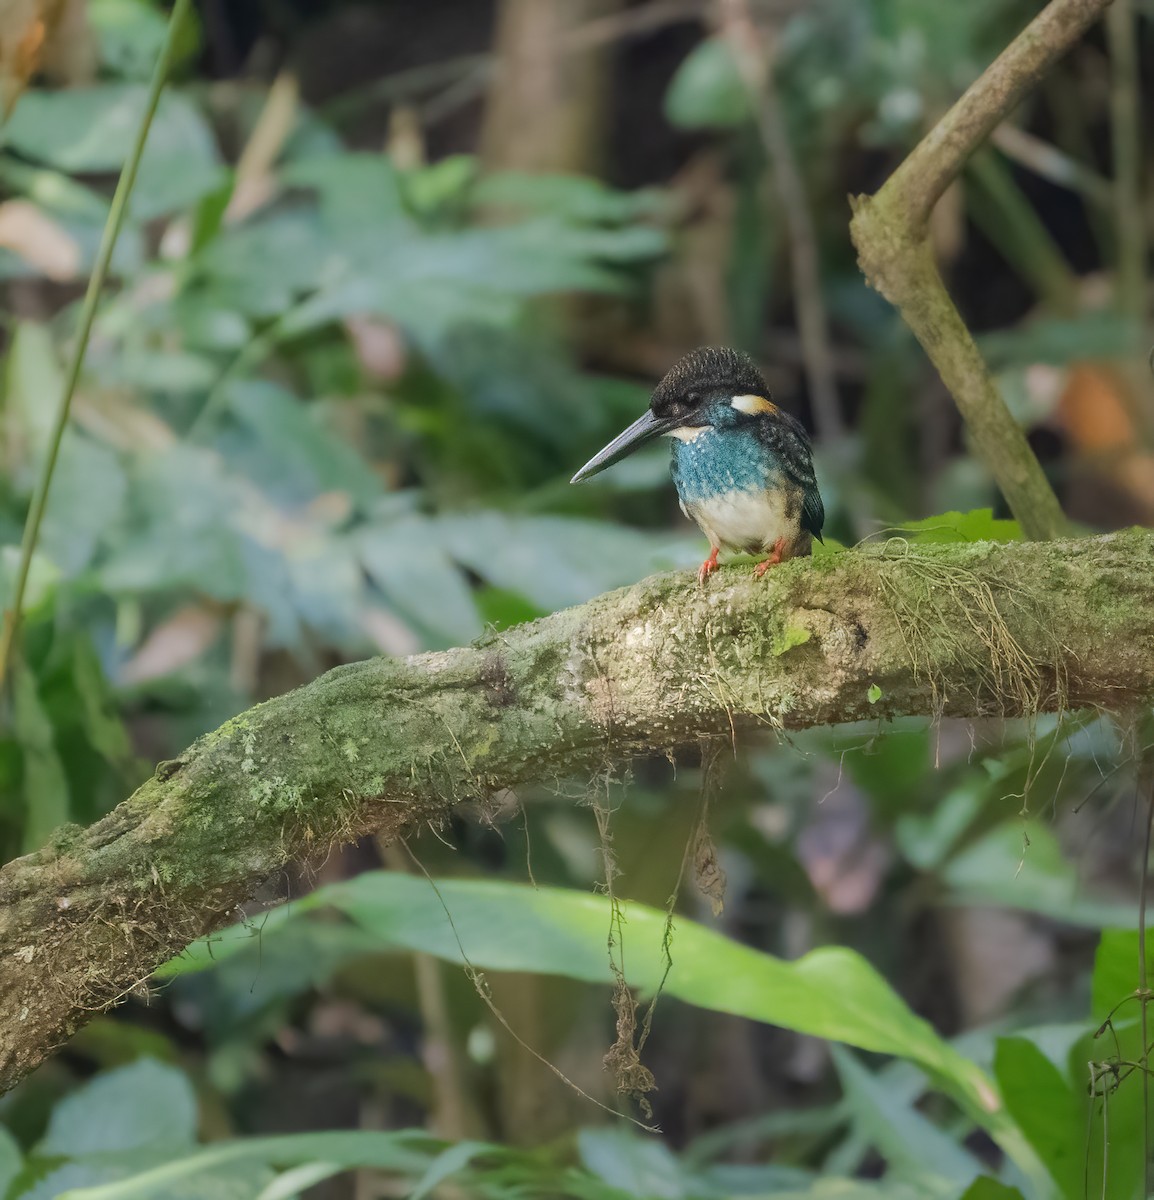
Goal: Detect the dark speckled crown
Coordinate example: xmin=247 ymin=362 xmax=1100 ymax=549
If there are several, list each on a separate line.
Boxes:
xmin=651 ymin=347 xmax=770 ymax=416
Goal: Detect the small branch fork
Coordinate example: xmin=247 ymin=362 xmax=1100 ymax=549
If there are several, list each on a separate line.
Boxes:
xmin=850 ymin=0 xmax=1111 ymax=541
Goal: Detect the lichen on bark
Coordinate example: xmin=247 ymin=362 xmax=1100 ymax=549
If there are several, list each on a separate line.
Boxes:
xmin=2 ymin=530 xmax=1154 ymax=1093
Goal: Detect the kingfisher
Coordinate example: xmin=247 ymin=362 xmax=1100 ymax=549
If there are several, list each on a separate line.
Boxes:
xmin=571 ymin=346 xmax=824 ymax=582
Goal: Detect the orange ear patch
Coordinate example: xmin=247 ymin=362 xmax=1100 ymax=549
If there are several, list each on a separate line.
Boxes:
xmin=731 ymin=394 xmax=778 ymax=415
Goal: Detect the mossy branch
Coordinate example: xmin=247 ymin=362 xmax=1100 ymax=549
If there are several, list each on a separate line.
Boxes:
xmin=2 ymin=532 xmax=1154 ymax=1091
xmin=849 ymin=0 xmax=1110 ymax=541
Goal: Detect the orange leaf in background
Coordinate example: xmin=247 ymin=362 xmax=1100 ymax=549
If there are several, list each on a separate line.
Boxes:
xmin=0 ymin=0 xmax=92 ymax=116
xmin=1057 ymin=362 xmax=1136 ymax=452
xmin=1057 ymin=362 xmax=1154 ymax=523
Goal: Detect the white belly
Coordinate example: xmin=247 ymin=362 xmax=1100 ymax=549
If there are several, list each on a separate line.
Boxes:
xmin=683 ymin=488 xmax=796 ymax=554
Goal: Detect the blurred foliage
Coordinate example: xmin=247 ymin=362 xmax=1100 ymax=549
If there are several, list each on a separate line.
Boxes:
xmin=1 ymin=0 xmax=1153 ymax=1198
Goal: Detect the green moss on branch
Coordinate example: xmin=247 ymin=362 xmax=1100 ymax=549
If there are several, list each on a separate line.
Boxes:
xmin=2 ymin=531 xmax=1154 ymax=1092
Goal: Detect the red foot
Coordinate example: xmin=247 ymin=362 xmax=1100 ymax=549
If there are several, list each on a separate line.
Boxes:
xmin=697 ymin=546 xmax=720 ymax=584
xmin=754 ymin=537 xmax=788 ymax=578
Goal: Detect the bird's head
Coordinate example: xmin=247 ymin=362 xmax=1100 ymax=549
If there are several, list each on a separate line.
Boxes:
xmin=571 ymin=346 xmax=779 ymax=483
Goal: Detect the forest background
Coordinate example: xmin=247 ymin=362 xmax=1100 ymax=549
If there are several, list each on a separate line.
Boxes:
xmin=1 ymin=1 xmax=1153 ymax=1198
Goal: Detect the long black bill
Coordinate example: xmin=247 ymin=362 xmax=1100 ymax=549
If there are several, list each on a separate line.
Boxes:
xmin=570 ymin=409 xmax=672 ymax=483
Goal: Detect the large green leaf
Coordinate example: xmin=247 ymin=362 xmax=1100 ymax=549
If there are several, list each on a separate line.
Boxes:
xmin=576 ymin=1127 xmax=688 ymax=1198
xmin=283 ymin=153 xmax=408 ymax=225
xmin=358 ymin=520 xmax=483 ymax=645
xmin=938 ymin=822 xmax=1137 ymax=928
xmin=978 ymin=314 xmax=1144 ymax=369
xmin=431 ymin=513 xmax=698 ymax=612
xmin=831 ymin=1047 xmax=983 ymax=1189
xmin=39 ymin=435 xmax=129 ymax=576
xmin=100 ymin=446 xmax=253 ymax=602
xmin=891 ymin=509 xmax=1022 ymax=544
xmin=39 ymin=1059 xmax=197 ymax=1156
xmin=6 ymin=87 xmax=223 ymax=219
xmin=992 ymin=1038 xmax=1079 ymax=1200
xmin=159 ymin=873 xmax=1032 ymax=1169
xmin=1090 ymin=930 xmax=1147 ymax=1022
xmin=224 ymin=381 xmax=382 ymax=511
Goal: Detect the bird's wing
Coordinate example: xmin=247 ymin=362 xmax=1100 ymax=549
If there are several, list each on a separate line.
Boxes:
xmin=802 ymin=485 xmax=825 ymax=542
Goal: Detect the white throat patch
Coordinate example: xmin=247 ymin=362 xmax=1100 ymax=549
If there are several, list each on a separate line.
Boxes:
xmin=668 ymin=426 xmax=709 ymax=443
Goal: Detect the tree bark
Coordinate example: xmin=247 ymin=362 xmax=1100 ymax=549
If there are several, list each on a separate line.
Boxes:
xmin=2 ymin=531 xmax=1154 ymax=1092
xmin=480 ymin=0 xmax=625 ymax=176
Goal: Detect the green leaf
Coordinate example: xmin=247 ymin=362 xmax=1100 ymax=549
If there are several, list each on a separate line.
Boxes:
xmin=1090 ymin=930 xmax=1147 ymax=1023
xmin=432 ymin=514 xmax=697 ymax=612
xmin=160 ymin=874 xmax=1026 ymax=1165
xmin=867 ymin=683 xmax=883 ymax=704
xmin=472 ymin=172 xmax=668 ymax=224
xmin=403 ymin=155 xmax=477 ymax=215
xmin=283 ymin=154 xmax=408 ymax=226
xmin=38 ymin=1059 xmax=197 ymax=1157
xmin=0 ymin=1126 xmax=22 ymax=1197
xmin=253 ymin=1163 xmax=343 ymax=1200
xmin=39 ymin=434 xmax=128 ymax=576
xmin=832 ymin=1047 xmax=983 ymax=1187
xmin=13 ymin=664 xmax=70 ymax=852
xmin=197 ymin=213 xmax=327 ymax=315
xmin=473 ymin=585 xmax=542 ymax=631
xmin=278 ymin=538 xmax=366 ymax=650
xmin=6 ymin=322 xmax=63 ymax=464
xmin=978 ymin=313 xmax=1144 ymax=369
xmin=90 ymin=0 xmax=171 ymax=79
xmin=407 ymin=1141 xmax=491 ymax=1200
xmin=99 ymin=349 xmax=219 ymax=393
xmin=184 ymin=922 xmax=382 ymax=1036
xmin=992 ymin=1038 xmax=1079 ymax=1200
xmin=225 ymin=381 xmax=382 ymax=511
xmin=0 ymin=546 xmax=61 ymax=616
xmin=6 ymin=87 xmax=224 ymax=219
xmin=55 ymin=1131 xmax=436 ymax=1200
xmin=812 ymin=536 xmax=848 ymax=557
xmin=358 ymin=520 xmax=482 ymax=645
xmin=71 ymin=637 xmax=133 ymax=766
xmin=3 ymin=330 xmax=129 ymax=575
xmin=939 ymin=822 xmax=1136 ymax=928
xmin=664 ymin=37 xmax=751 ymax=129
xmin=100 ymin=446 xmax=252 ymax=602
xmin=896 ymin=509 xmax=1023 ymax=544
xmin=957 ymin=1180 xmax=1025 ymax=1200
xmin=577 ymin=1128 xmax=686 ymax=1198
xmin=23 ymin=1160 xmax=273 ymax=1200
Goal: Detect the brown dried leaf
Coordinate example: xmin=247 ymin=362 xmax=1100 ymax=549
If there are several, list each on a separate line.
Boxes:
xmin=0 ymin=200 xmax=80 ymax=281
xmin=602 ymin=979 xmax=656 ymax=1117
xmin=693 ymin=827 xmax=727 ymax=917
xmin=119 ymin=605 xmax=223 ymax=685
